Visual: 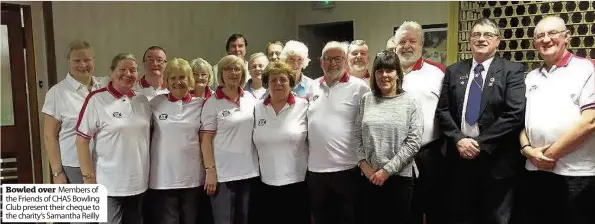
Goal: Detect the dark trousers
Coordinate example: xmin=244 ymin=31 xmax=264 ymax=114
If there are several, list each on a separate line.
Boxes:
xmin=108 ymin=193 xmax=144 ymax=224
xmin=145 ymin=187 xmax=199 ymax=224
xmin=307 ymin=167 xmax=360 ymax=224
xmin=449 ymin=157 xmax=516 ymax=224
xmin=411 ymin=139 xmax=448 ymax=224
xmin=250 ymin=181 xmax=310 ymax=224
xmin=211 ymin=178 xmax=255 ymax=224
xmin=197 ymin=186 xmax=214 ymax=224
xmin=361 ymin=174 xmax=414 ymax=224
xmin=519 ymin=170 xmax=595 ymax=224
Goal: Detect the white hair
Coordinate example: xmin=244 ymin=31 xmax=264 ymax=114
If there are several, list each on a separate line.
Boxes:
xmin=394 ymin=21 xmax=424 ymax=44
xmin=280 ymin=40 xmax=311 ymax=68
xmin=321 ymin=41 xmax=348 ymax=57
xmin=386 ymin=36 xmax=397 ymax=49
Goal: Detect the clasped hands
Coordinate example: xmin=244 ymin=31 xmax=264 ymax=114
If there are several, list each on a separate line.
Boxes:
xmin=457 ymin=138 xmax=480 ymax=160
xmin=522 ymin=144 xmax=556 ymax=170
xmin=359 ymin=162 xmax=389 ymax=186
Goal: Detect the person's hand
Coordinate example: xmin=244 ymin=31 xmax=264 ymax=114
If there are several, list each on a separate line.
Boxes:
xmin=457 ymin=138 xmax=480 ymax=159
xmin=52 ymin=172 xmax=68 ymax=184
xmin=523 ymin=145 xmax=555 ymax=170
xmin=204 ymin=169 xmax=218 ymax=195
xmin=369 ymin=169 xmax=390 ymax=186
xmin=359 ymin=162 xmax=376 ymax=180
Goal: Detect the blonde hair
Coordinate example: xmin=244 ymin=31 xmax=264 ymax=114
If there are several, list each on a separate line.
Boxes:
xmin=280 ymin=40 xmax=311 ymax=69
xmin=249 ymin=52 xmax=268 ymax=62
xmin=164 ymin=58 xmax=195 ymax=89
xmin=263 ymin=61 xmax=297 ymax=89
xmin=110 ymin=53 xmax=137 ymax=71
xmin=190 ymin=58 xmax=214 ymax=87
xmin=66 ymin=40 xmax=93 ymax=59
xmin=216 ymin=55 xmax=248 ymax=87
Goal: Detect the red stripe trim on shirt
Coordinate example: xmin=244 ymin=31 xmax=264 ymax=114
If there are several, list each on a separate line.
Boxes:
xmin=74 ymin=88 xmax=107 ymax=138
xmin=580 ymin=103 xmax=595 ymax=111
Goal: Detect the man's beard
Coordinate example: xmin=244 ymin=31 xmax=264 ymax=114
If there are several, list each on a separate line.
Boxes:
xmin=398 ymin=53 xmax=419 ymax=66
xmin=349 ymin=63 xmax=367 ymax=72
xmin=325 ymin=68 xmax=345 ymax=80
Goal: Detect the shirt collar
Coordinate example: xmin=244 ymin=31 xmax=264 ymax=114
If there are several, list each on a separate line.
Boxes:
xmin=107 ymin=81 xmax=135 ymax=99
xmin=295 ymin=74 xmax=310 ymax=89
xmin=65 ymin=73 xmax=101 ymax=90
xmin=167 ymin=92 xmax=192 ymax=103
xmin=363 ymin=71 xmax=370 ymax=79
xmin=320 ymin=71 xmax=350 ymax=84
xmin=554 ymin=50 xmax=573 ymax=68
xmin=263 ymin=93 xmax=295 ymax=106
xmin=215 ymin=86 xmax=244 ymax=100
xmin=139 ymin=76 xmax=166 ymax=89
xmin=190 ymin=86 xmax=212 ymax=98
xmin=472 ymin=56 xmax=495 ymax=73
xmin=412 ymin=57 xmax=424 ymax=71
xmin=539 ymin=51 xmax=573 ymax=74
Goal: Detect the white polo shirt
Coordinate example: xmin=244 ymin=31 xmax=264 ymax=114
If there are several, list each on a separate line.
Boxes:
xmin=133 ymin=76 xmax=169 ymax=101
xmin=190 ymin=86 xmax=213 ymax=99
xmin=42 ymin=74 xmax=103 ymax=167
xmin=307 ymin=72 xmax=371 ymax=172
xmin=253 ymin=94 xmax=308 ymax=186
xmin=75 ymin=82 xmax=151 ymax=196
xmin=403 ymin=58 xmax=445 ymax=146
xmin=524 ymin=52 xmax=595 ymax=176
xmin=200 ymin=87 xmax=259 ymax=182
xmin=149 ymin=93 xmax=205 ymax=189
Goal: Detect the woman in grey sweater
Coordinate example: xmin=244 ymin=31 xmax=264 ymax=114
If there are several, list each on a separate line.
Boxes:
xmin=355 ymin=50 xmax=423 ymax=224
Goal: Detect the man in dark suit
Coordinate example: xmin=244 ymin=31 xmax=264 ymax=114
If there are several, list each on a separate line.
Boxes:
xmin=436 ymin=17 xmax=526 ymax=224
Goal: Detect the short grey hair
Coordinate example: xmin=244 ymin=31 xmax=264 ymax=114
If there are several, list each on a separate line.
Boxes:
xmin=394 ymin=21 xmax=424 ymax=44
xmin=348 ymin=40 xmax=368 ymax=53
xmin=469 ymin=17 xmax=501 ymax=36
xmin=321 ymin=41 xmax=348 ymax=57
xmin=280 ymin=40 xmax=311 ymax=68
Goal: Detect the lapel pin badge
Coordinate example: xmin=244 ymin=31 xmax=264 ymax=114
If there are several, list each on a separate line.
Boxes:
xmin=460 ymin=81 xmax=465 ymax=85
xmin=488 ymin=77 xmax=495 ymax=86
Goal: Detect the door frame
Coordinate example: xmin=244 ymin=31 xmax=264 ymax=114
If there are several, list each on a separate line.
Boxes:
xmin=1 ymin=3 xmax=43 ymax=183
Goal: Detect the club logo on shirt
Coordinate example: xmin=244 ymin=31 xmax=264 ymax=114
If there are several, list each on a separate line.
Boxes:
xmin=112 ymin=112 xmax=122 ymax=118
xmin=257 ymin=119 xmax=267 ymax=126
xmin=159 ymin=114 xmax=168 ymax=120
xmin=220 ymin=110 xmax=231 ymax=118
xmin=312 ymin=95 xmax=319 ymax=101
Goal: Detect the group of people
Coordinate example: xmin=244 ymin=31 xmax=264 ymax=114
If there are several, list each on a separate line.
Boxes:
xmin=42 ymin=15 xmax=594 ymax=224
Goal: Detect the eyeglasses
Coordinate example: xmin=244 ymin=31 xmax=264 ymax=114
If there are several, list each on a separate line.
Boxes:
xmin=534 ymin=30 xmax=567 ymax=41
xmin=322 ymin=56 xmax=345 ymax=63
xmin=470 ymin=32 xmax=499 ymax=40
xmin=223 ymin=67 xmax=242 ymax=73
xmin=145 ymin=58 xmax=167 ymax=64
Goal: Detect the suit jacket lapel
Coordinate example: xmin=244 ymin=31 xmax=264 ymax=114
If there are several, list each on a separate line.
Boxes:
xmin=479 ymin=57 xmax=502 ymax=117
xmin=455 ymin=60 xmax=472 ymax=118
